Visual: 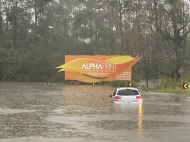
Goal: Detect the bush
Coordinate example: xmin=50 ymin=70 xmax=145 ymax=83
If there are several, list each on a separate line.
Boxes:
xmin=157 ymin=76 xmax=189 ymax=94
xmin=109 ymin=80 xmax=138 ymax=87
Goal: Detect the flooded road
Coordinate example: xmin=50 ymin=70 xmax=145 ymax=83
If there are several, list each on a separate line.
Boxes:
xmin=0 ymin=82 xmax=190 ymax=142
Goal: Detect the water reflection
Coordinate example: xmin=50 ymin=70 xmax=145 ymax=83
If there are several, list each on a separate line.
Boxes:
xmin=113 ymin=103 xmax=143 ymax=135
xmin=1 ymin=83 xmax=190 ymax=142
xmin=138 ymin=103 xmax=142 ymax=131
xmin=63 ymin=85 xmax=115 ymax=107
xmin=113 ymin=102 xmax=141 ymax=113
xmin=138 ymin=103 xmax=143 ymax=142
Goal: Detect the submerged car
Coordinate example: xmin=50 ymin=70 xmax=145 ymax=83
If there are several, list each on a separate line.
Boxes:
xmin=109 ymin=87 xmax=142 ymax=103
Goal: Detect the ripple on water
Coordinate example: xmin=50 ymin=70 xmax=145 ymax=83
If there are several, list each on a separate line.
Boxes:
xmin=88 ymin=120 xmax=190 ymax=130
xmin=0 ymin=108 xmax=37 ymax=115
xmin=0 ymin=137 xmax=97 ymax=142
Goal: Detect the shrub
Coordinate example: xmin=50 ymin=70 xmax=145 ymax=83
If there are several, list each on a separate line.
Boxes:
xmin=157 ymin=76 xmax=189 ymax=94
xmin=110 ymin=80 xmax=138 ymax=87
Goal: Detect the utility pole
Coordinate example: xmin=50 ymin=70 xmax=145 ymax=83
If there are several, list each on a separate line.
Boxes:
xmin=49 ymin=26 xmax=68 ymax=54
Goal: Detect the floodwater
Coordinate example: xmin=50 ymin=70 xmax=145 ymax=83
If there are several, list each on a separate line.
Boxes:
xmin=0 ymin=82 xmax=190 ymax=142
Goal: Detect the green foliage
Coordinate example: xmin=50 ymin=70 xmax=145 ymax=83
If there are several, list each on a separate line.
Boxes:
xmin=0 ymin=0 xmax=190 ymax=83
xmin=0 ymin=47 xmax=20 ymax=81
xmin=108 ymin=80 xmax=138 ymax=88
xmin=63 ymin=80 xmax=75 ymax=85
xmin=110 ymin=80 xmax=127 ymax=87
xmin=159 ymin=76 xmax=183 ymax=89
xmin=157 ymin=76 xmax=188 ymax=94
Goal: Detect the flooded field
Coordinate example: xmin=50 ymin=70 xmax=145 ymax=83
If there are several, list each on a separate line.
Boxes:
xmin=0 ymin=82 xmax=190 ymax=142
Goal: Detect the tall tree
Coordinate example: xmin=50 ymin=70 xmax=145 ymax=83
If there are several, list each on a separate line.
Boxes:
xmin=153 ymin=0 xmax=190 ymax=79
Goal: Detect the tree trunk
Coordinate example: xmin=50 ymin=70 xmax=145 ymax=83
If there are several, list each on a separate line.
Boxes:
xmin=13 ymin=1 xmax=18 ymax=48
xmin=172 ymin=12 xmax=183 ymax=80
xmin=118 ymin=0 xmax=124 ymax=52
xmin=175 ymin=49 xmax=182 ymax=79
xmin=35 ymin=0 xmax=38 ymax=27
xmin=0 ymin=0 xmax=2 ymax=32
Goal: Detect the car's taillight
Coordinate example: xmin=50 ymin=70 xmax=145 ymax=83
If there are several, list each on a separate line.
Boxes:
xmin=136 ymin=96 xmax=142 ymax=99
xmin=114 ymin=96 xmax=121 ymax=101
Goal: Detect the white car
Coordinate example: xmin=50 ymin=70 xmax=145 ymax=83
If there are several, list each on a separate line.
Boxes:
xmin=109 ymin=87 xmax=142 ymax=103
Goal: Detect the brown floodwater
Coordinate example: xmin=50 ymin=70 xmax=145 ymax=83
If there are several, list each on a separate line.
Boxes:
xmin=0 ymin=82 xmax=190 ymax=142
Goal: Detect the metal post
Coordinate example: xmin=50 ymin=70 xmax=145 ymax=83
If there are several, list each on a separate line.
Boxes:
xmin=49 ymin=26 xmax=68 ymax=54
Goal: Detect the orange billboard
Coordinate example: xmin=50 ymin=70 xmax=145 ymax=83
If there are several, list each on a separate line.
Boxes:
xmin=56 ymin=55 xmax=143 ymax=83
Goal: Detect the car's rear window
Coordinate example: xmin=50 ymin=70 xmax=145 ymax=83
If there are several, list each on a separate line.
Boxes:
xmin=117 ymin=89 xmax=139 ymax=96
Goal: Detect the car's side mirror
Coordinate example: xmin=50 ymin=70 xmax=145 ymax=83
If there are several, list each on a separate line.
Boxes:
xmin=109 ymin=94 xmax=112 ymax=98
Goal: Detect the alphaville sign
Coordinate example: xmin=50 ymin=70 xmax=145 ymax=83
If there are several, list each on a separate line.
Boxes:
xmin=81 ymin=63 xmax=117 ymax=70
xmin=56 ymin=55 xmax=143 ymax=83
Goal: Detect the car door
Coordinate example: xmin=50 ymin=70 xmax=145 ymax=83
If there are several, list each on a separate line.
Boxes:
xmin=112 ymin=89 xmax=117 ymax=102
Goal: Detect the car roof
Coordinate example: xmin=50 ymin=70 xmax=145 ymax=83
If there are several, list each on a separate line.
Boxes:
xmin=116 ymin=87 xmax=138 ymax=90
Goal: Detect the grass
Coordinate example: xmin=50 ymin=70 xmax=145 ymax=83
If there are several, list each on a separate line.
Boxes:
xmin=186 ymin=89 xmax=190 ymax=96
xmin=155 ymin=76 xmax=190 ymax=96
xmin=157 ymin=87 xmax=190 ymax=95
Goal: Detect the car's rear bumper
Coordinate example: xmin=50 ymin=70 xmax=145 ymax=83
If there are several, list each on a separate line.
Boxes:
xmin=114 ymin=101 xmax=142 ymax=104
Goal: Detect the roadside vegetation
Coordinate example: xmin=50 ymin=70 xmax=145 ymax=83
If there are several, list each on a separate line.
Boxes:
xmin=103 ymin=78 xmax=190 ymax=96
xmin=0 ymin=0 xmax=189 ymax=88
xmin=108 ymin=80 xmax=138 ymax=88
xmin=156 ymin=77 xmax=190 ymax=96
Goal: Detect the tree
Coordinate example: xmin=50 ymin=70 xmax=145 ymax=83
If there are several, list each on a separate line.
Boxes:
xmin=154 ymin=0 xmax=190 ymax=79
